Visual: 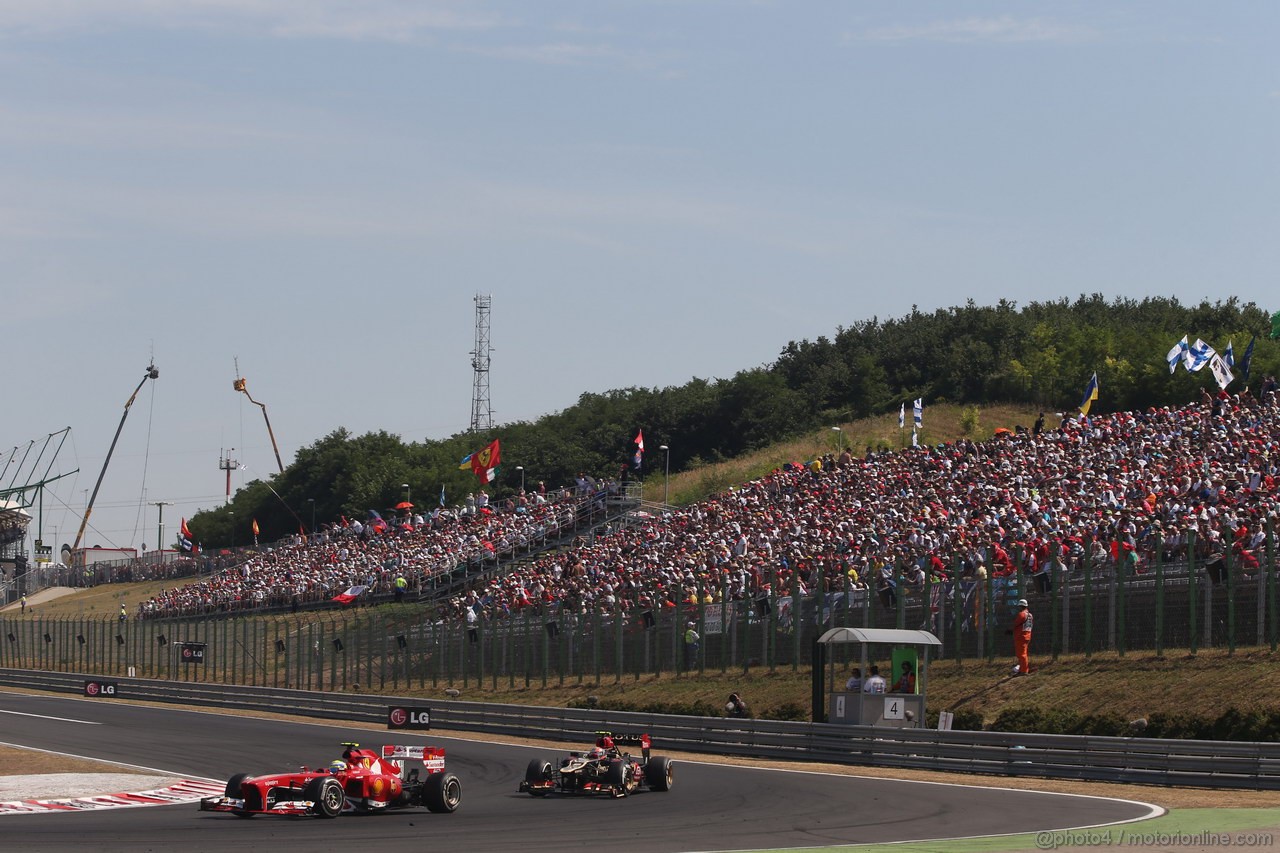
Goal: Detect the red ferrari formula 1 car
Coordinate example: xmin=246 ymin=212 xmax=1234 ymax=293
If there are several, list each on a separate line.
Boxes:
xmin=200 ymin=742 xmax=461 ymax=818
xmin=520 ymin=732 xmax=673 ymax=798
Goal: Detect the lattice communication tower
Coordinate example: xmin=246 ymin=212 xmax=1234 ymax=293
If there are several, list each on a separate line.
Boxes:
xmin=469 ymin=293 xmax=494 ymax=432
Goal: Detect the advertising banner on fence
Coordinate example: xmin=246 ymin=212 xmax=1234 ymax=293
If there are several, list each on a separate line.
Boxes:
xmin=387 ymin=706 xmax=431 ymax=730
xmin=180 ymin=642 xmax=206 ymax=664
xmin=83 ymin=680 xmax=118 ymax=697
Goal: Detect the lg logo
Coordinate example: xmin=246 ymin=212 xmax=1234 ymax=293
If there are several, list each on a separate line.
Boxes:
xmin=387 ymin=706 xmax=430 ymax=729
xmin=84 ymin=681 xmax=118 ymax=697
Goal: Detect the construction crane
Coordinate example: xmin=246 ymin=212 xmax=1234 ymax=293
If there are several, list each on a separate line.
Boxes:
xmin=71 ymin=362 xmax=159 ymax=553
xmin=233 ymin=359 xmax=284 ymax=474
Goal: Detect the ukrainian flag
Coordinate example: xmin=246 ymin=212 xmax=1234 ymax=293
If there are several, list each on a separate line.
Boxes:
xmin=1078 ymin=372 xmax=1099 ymax=416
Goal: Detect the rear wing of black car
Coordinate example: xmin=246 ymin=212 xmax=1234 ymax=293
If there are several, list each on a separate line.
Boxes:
xmin=596 ymin=731 xmax=651 ymax=760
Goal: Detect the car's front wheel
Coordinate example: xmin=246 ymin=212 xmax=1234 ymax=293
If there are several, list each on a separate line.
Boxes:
xmin=223 ymin=773 xmax=255 ymax=817
xmin=605 ymin=759 xmax=628 ymax=795
xmin=525 ymin=759 xmax=553 ymax=797
xmin=303 ymin=776 xmax=345 ymax=818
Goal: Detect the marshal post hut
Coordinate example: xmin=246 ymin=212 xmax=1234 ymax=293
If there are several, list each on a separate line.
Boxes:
xmin=816 ymin=627 xmax=941 ymax=728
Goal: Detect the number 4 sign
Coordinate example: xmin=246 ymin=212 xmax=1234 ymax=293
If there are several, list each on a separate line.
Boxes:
xmin=883 ymin=697 xmax=903 ymax=720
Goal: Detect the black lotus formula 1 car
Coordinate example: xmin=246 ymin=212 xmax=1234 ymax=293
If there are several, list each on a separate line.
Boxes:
xmin=520 ymin=732 xmax=673 ymax=798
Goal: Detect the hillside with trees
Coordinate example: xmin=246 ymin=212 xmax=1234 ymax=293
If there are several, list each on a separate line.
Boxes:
xmin=190 ymin=295 xmax=1275 ymax=547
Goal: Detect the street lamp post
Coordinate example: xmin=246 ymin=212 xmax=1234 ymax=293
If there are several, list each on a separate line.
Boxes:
xmin=229 ymin=511 xmax=235 ymax=550
xmin=659 ymin=445 xmax=670 ymax=507
xmin=402 ymin=483 xmax=411 ymax=506
xmin=831 ymin=426 xmax=844 ymax=453
xmin=516 ymin=465 xmax=525 ymax=492
xmin=307 ymin=498 xmax=316 ymax=534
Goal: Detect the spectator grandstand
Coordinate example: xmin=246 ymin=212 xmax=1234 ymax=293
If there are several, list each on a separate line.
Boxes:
xmin=138 ymin=383 xmax=1280 ymax=625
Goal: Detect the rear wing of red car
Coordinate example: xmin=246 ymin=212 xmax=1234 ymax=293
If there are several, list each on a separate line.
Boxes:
xmin=379 ymin=744 xmax=447 ymax=777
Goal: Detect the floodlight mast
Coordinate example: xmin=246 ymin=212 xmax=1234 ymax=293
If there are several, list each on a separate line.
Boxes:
xmin=70 ymin=363 xmax=159 ymax=553
xmin=233 ymin=366 xmax=284 ymax=474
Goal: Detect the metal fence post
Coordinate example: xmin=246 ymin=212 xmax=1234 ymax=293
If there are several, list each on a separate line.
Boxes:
xmin=1083 ymin=548 xmax=1093 ymax=659
xmin=1187 ymin=529 xmax=1199 ymax=655
xmin=1225 ymin=523 xmax=1236 ymax=655
xmin=894 ymin=556 xmax=905 ymax=631
xmin=1269 ymin=518 xmax=1277 ymax=653
xmin=1116 ymin=542 xmax=1127 ymax=658
xmin=1155 ymin=534 xmax=1164 ymax=657
xmin=791 ymin=569 xmax=801 ymax=671
xmin=1107 ymin=543 xmax=1116 ymax=653
xmin=1050 ymin=555 xmax=1061 ymax=660
xmin=952 ymin=553 xmax=963 ymax=664
xmin=1203 ymin=569 xmax=1214 ymax=650
xmin=984 ymin=563 xmax=994 ymax=663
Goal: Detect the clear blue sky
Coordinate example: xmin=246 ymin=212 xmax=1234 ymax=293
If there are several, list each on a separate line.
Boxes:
xmin=4 ymin=1 xmax=1277 ymax=552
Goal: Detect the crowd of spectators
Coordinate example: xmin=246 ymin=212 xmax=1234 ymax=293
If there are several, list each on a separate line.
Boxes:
xmin=441 ymin=381 xmax=1280 ymax=625
xmin=138 ymin=379 xmax=1280 ymax=625
xmin=136 ymin=478 xmax=621 ymax=618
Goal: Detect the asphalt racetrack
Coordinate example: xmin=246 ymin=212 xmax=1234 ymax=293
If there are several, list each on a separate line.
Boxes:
xmin=0 ymin=691 xmax=1156 ymax=852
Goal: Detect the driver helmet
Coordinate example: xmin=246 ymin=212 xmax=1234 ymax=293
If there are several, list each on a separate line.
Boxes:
xmin=328 ymin=760 xmax=348 ymax=775
xmin=587 ymin=747 xmax=606 ymax=761
xmin=597 ymin=736 xmax=615 ymax=750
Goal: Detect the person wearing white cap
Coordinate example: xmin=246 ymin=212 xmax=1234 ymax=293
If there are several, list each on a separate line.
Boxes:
xmin=1008 ymin=599 xmax=1033 ymax=675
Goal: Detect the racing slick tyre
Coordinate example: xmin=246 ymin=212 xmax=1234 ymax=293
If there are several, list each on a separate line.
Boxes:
xmin=423 ymin=772 xmax=462 ymax=813
xmin=223 ymin=773 xmax=250 ymax=798
xmin=525 ymin=759 xmax=554 ymax=797
xmin=605 ymin=759 xmax=628 ymax=795
xmin=223 ymin=773 xmax=256 ymax=817
xmin=303 ymin=776 xmax=345 ymax=818
xmin=644 ymin=756 xmax=674 ymax=792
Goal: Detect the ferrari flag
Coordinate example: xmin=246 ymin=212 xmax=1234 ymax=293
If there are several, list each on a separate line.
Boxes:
xmin=462 ymin=439 xmax=501 ymax=483
xmin=633 ymin=429 xmax=644 ymax=469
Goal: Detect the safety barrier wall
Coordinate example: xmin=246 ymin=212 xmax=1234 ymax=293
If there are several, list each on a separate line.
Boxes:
xmin=3 ymin=667 xmax=1278 ymax=790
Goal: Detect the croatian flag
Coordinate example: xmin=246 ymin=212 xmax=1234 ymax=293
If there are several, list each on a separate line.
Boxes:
xmin=331 ymin=585 xmax=368 ymax=605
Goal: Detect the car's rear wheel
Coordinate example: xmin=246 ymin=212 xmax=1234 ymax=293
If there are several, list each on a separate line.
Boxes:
xmin=423 ymin=772 xmax=462 ymax=813
xmin=525 ymin=759 xmax=553 ymax=797
xmin=645 ymin=756 xmax=674 ymax=791
xmin=303 ymin=776 xmax=345 ymax=818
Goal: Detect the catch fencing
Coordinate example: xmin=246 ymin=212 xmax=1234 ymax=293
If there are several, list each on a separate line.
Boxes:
xmin=1 ymin=529 xmax=1277 ymax=691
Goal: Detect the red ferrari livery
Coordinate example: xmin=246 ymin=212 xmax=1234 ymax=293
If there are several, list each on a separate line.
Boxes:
xmin=200 ymin=742 xmax=461 ymax=818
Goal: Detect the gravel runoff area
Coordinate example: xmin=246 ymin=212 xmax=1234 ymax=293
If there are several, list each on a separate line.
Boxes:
xmin=0 ymin=769 xmax=182 ymax=800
